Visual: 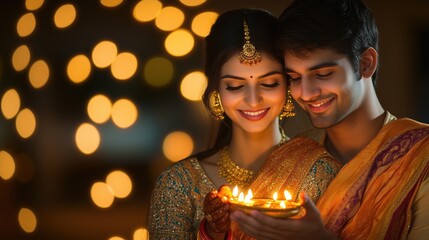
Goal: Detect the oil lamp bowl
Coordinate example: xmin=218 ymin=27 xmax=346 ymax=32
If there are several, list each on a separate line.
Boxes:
xmin=229 ymin=198 xmax=301 ymax=218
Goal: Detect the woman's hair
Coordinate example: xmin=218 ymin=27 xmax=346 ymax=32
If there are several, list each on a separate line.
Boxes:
xmin=195 ymin=8 xmax=282 ymax=160
xmin=277 ymin=0 xmax=379 ymax=86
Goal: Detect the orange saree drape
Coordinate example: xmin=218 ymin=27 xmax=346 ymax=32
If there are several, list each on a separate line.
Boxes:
xmin=317 ymin=118 xmax=429 ymax=240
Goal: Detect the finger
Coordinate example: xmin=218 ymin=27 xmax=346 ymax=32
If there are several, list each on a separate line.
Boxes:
xmin=231 ymin=211 xmax=282 ymax=239
xmin=298 ymin=192 xmax=320 ymax=220
xmin=210 ymin=204 xmax=230 ymax=222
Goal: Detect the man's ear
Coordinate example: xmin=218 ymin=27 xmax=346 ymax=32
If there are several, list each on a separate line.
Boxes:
xmin=360 ymin=47 xmax=378 ymax=78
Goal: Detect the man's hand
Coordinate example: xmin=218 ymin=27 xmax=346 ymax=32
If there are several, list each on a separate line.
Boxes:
xmin=230 ymin=192 xmax=336 ymax=240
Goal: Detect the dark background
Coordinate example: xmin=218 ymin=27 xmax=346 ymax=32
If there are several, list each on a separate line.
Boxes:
xmin=0 ymin=0 xmax=428 ymax=239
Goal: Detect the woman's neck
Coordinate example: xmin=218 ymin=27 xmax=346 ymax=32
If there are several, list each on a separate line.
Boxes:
xmin=228 ymin=125 xmax=282 ymax=171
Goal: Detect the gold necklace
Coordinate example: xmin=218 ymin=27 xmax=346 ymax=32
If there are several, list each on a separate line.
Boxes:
xmin=218 ymin=146 xmax=255 ymax=188
xmin=218 ymin=128 xmax=287 ymax=188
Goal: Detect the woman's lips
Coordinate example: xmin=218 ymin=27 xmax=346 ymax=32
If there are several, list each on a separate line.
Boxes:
xmin=239 ymin=108 xmax=269 ymax=121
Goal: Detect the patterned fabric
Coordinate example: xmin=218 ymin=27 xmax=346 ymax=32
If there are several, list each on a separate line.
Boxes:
xmin=316 ymin=118 xmax=429 ymax=239
xmin=148 ymin=137 xmax=341 ymax=239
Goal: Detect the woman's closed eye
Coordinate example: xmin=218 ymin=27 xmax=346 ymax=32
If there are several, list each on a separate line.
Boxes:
xmin=261 ymin=82 xmax=280 ymax=88
xmin=225 ymin=85 xmax=244 ymax=91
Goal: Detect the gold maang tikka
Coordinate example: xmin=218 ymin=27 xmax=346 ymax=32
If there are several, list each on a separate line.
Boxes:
xmin=239 ymin=20 xmax=261 ymax=65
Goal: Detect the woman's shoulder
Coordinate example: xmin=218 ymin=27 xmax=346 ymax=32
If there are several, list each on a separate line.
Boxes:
xmin=156 ymin=157 xmax=200 ymax=180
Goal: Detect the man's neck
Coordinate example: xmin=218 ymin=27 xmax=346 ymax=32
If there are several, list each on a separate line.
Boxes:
xmin=325 ymin=110 xmax=386 ymax=165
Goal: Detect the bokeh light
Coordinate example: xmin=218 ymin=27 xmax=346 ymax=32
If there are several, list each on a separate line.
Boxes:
xmin=0 ymin=151 xmax=15 ymax=180
xmin=75 ymin=123 xmax=100 ymax=154
xmin=180 ymin=71 xmax=207 ymax=101
xmin=67 ymin=54 xmax=92 ymax=84
xmin=106 ymin=170 xmax=132 ymax=198
xmin=179 ymin=0 xmax=206 ymax=7
xmin=15 ymin=108 xmax=36 ymax=139
xmin=100 ymin=0 xmax=124 ymax=8
xmin=90 ymin=182 xmax=115 ymax=208
xmin=12 ymin=45 xmax=31 ymax=71
xmin=162 ymin=131 xmax=194 ymax=162
xmin=54 ymin=4 xmax=76 ymax=29
xmin=133 ymin=228 xmax=149 ymax=240
xmin=133 ymin=0 xmax=163 ymax=22
xmin=155 ymin=6 xmax=184 ymax=31
xmin=164 ymin=29 xmax=194 ymax=57
xmin=111 ymin=52 xmax=138 ymax=80
xmin=18 ymin=208 xmax=37 ymax=233
xmin=109 ymin=237 xmax=125 ymax=240
xmin=1 ymin=89 xmax=21 ymax=120
xmin=17 ymin=13 xmax=36 ymax=37
xmin=111 ymin=99 xmax=138 ymax=129
xmin=143 ymin=57 xmax=174 ymax=87
xmin=87 ymin=94 xmax=112 ymax=124
xmin=92 ymin=40 xmax=118 ymax=68
xmin=28 ymin=59 xmax=49 ymax=89
xmin=191 ymin=12 xmax=218 ymax=37
xmin=26 ymin=0 xmax=45 ymax=11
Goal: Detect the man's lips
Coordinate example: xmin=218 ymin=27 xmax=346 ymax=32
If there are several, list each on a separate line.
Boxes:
xmin=306 ymin=97 xmax=335 ymax=113
xmin=239 ymin=108 xmax=269 ymax=120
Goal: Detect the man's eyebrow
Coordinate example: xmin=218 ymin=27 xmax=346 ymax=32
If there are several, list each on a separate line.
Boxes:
xmin=220 ymin=71 xmax=284 ymax=80
xmin=284 ymin=62 xmax=339 ymax=73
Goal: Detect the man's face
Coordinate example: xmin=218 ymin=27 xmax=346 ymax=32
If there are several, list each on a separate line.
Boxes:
xmin=284 ymin=49 xmax=365 ymax=129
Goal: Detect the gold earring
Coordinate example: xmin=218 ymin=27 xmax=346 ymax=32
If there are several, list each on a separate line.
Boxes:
xmin=279 ymin=88 xmax=295 ymax=120
xmin=209 ymin=91 xmax=224 ymax=120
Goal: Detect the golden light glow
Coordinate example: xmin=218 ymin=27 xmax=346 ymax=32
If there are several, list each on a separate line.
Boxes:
xmin=179 ymin=0 xmax=206 ymax=7
xmin=111 ymin=99 xmax=138 ymax=128
xmin=109 ymin=237 xmax=125 ymax=240
xmin=155 ymin=6 xmax=184 ymax=31
xmin=87 ymin=94 xmax=112 ymax=124
xmin=16 ymin=108 xmax=36 ymax=139
xmin=133 ymin=0 xmax=163 ymax=22
xmin=180 ymin=71 xmax=207 ymax=101
xmin=133 ymin=228 xmax=149 ymax=240
xmin=12 ymin=45 xmax=31 ymax=71
xmin=143 ymin=57 xmax=174 ymax=87
xmin=162 ymin=131 xmax=194 ymax=162
xmin=106 ymin=170 xmax=132 ymax=198
xmin=0 ymin=151 xmax=15 ymax=180
xmin=26 ymin=0 xmax=44 ymax=10
xmin=100 ymin=0 xmax=124 ymax=8
xmin=111 ymin=52 xmax=138 ymax=80
xmin=67 ymin=54 xmax=91 ymax=83
xmin=191 ymin=12 xmax=218 ymax=37
xmin=67 ymin=54 xmax=92 ymax=84
xmin=92 ymin=40 xmax=118 ymax=68
xmin=75 ymin=123 xmax=100 ymax=154
xmin=18 ymin=208 xmax=37 ymax=233
xmin=1 ymin=89 xmax=21 ymax=120
xmin=164 ymin=29 xmax=194 ymax=57
xmin=90 ymin=181 xmax=115 ymax=208
xmin=28 ymin=59 xmax=49 ymax=89
xmin=54 ymin=4 xmax=76 ymax=29
xmin=17 ymin=13 xmax=36 ymax=37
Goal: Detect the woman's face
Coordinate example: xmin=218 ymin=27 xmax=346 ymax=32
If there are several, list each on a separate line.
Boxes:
xmin=219 ymin=52 xmax=286 ymax=134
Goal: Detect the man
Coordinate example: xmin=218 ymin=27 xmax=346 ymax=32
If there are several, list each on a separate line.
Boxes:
xmin=230 ymin=0 xmax=429 ymax=239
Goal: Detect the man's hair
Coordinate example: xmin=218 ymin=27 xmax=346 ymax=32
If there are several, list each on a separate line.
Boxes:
xmin=277 ymin=0 xmax=379 ymax=86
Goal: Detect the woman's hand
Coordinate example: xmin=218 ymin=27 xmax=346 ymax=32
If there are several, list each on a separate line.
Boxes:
xmin=202 ymin=185 xmax=232 ymax=238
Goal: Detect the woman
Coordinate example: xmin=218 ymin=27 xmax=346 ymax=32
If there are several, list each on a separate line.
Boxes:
xmin=148 ymin=8 xmax=342 ymax=239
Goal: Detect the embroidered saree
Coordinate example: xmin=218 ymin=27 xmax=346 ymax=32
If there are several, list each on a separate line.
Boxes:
xmin=316 ymin=118 xmax=429 ymax=239
xmin=148 ymin=137 xmax=341 ymax=239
